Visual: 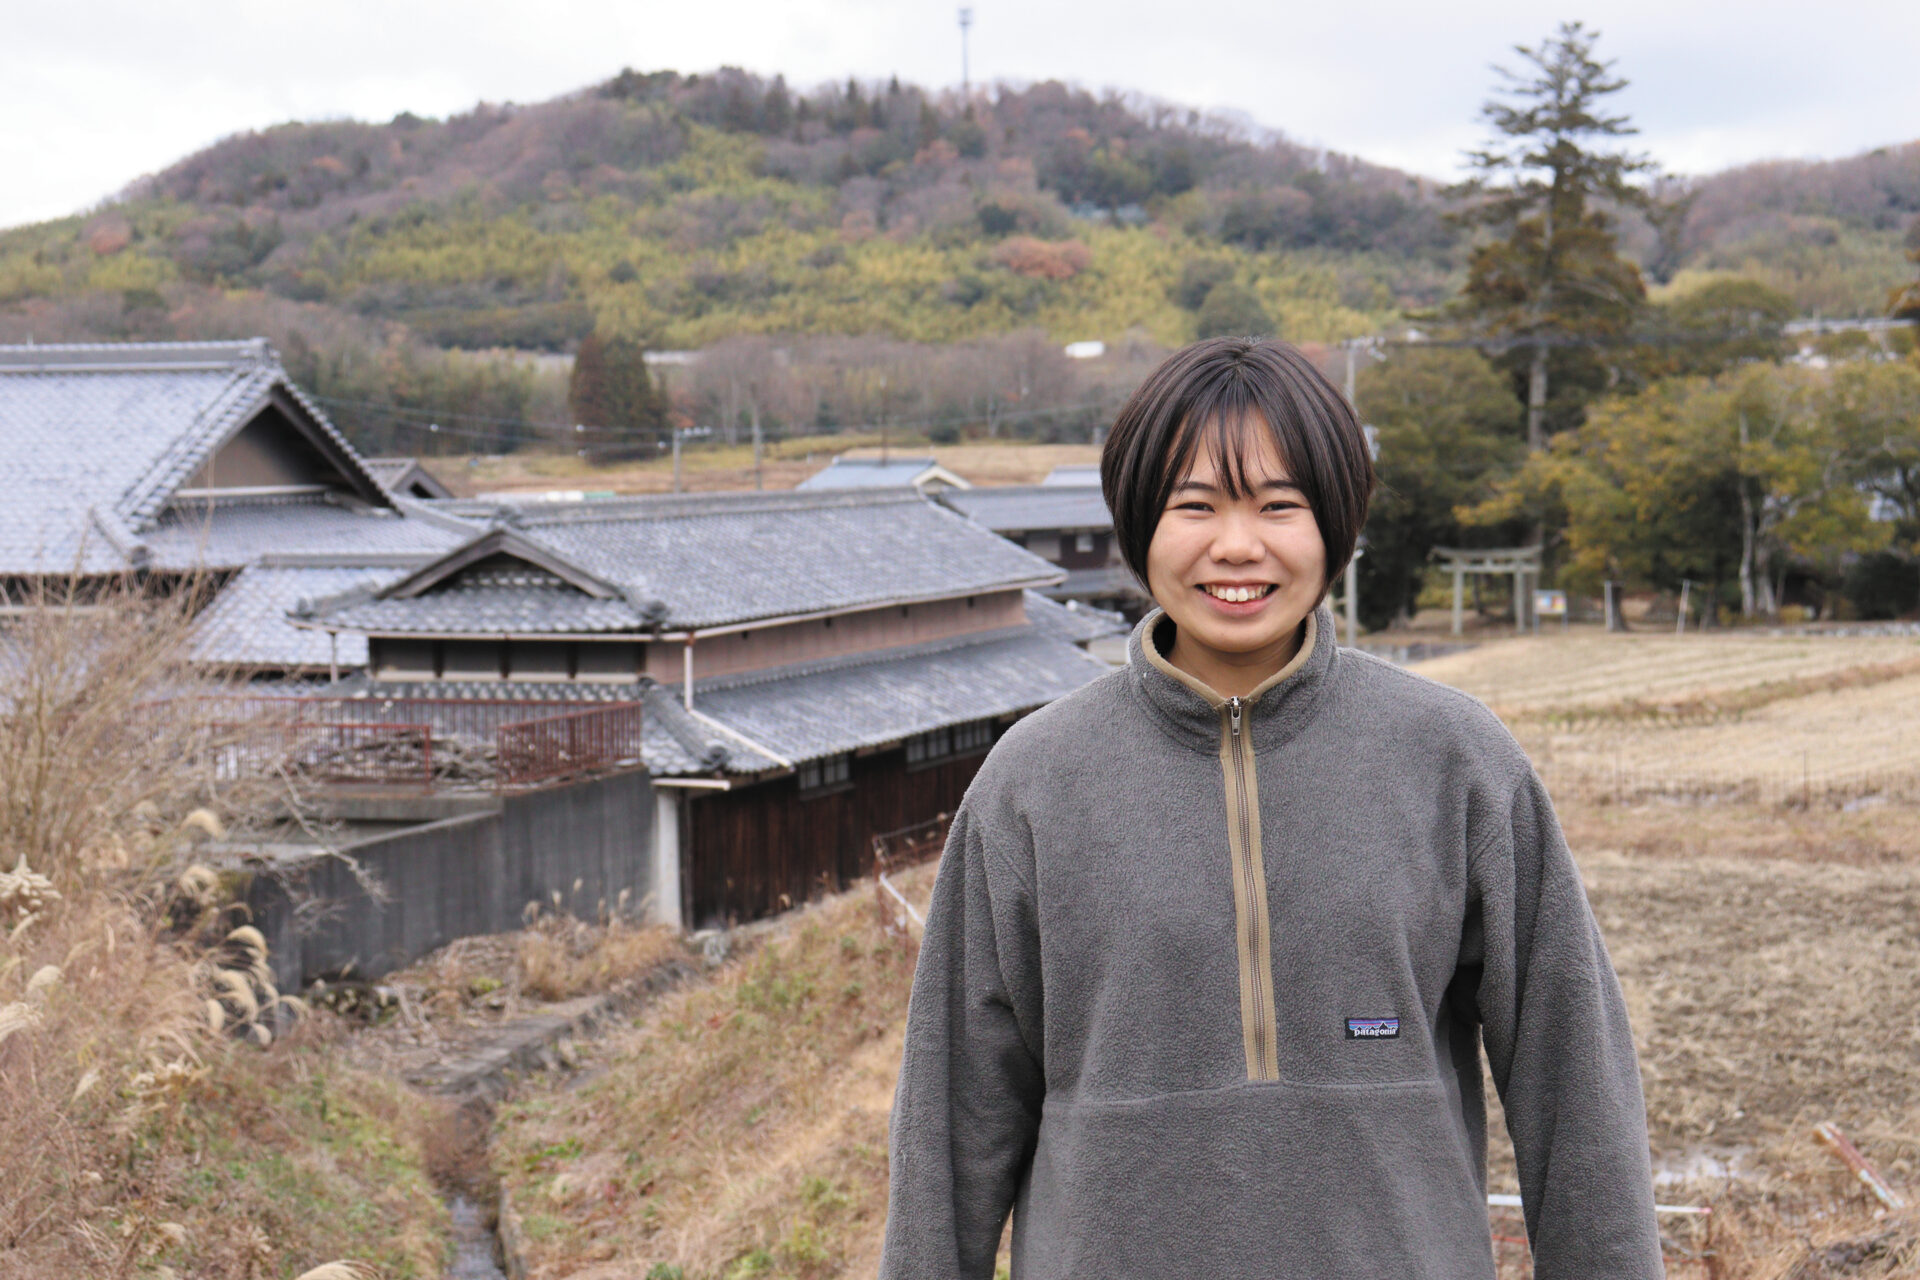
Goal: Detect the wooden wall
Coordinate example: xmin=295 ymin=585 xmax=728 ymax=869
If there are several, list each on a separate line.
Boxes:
xmin=685 ymin=742 xmax=990 ymax=926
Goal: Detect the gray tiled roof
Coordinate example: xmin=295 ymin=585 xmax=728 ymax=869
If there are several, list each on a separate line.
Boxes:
xmin=319 ymin=574 xmax=643 ymax=635
xmin=795 ymin=457 xmax=944 ymax=489
xmin=326 ymin=490 xmax=1063 ymax=634
xmin=687 ymin=625 xmax=1109 ymax=765
xmin=145 ymin=494 xmax=470 ymax=570
xmin=1021 ymin=590 xmax=1130 ymax=644
xmin=0 ymin=340 xmax=390 ymax=573
xmin=1042 ymin=464 xmax=1102 ymax=487
xmin=1036 ymin=565 xmax=1145 ymax=601
xmin=363 ymin=457 xmax=454 ymax=500
xmin=940 ymin=484 xmax=1112 ymax=534
xmin=189 ymin=565 xmax=401 ymax=669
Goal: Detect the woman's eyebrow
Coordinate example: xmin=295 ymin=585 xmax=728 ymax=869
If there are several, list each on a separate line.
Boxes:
xmin=1171 ymin=478 xmax=1303 ymax=495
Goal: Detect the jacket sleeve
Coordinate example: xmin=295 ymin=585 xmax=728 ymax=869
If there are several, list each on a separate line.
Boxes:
xmin=879 ymin=802 xmax=1046 ymax=1280
xmin=1467 ymin=765 xmax=1664 ymax=1280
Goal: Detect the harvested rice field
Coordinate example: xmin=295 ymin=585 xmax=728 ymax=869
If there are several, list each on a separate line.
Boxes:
xmin=1413 ymin=631 xmax=1920 ymax=806
xmin=1412 ymin=632 xmax=1920 ymax=718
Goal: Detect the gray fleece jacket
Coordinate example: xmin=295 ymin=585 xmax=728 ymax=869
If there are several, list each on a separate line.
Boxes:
xmin=880 ymin=603 xmax=1661 ymax=1279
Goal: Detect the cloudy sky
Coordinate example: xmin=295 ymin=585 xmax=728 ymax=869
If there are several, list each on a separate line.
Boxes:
xmin=4 ymin=0 xmax=1914 ymax=230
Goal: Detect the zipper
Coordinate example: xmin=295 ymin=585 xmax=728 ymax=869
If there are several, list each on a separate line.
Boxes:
xmin=1224 ymin=695 xmax=1279 ymax=1080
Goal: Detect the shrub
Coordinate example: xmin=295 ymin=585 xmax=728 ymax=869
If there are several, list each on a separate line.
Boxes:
xmin=1844 ymin=550 xmax=1920 ymax=620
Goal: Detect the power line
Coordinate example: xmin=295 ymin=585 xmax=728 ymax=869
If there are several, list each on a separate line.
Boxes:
xmin=308 ymin=388 xmax=1134 ymax=449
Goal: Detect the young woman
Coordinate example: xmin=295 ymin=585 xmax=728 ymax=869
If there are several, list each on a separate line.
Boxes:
xmin=880 ymin=338 xmax=1661 ymax=1279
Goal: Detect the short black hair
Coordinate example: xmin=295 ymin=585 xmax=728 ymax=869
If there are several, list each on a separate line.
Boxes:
xmin=1100 ymin=337 xmax=1375 ymax=592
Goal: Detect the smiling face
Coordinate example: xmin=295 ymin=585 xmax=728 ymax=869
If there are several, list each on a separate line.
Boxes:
xmin=1144 ymin=416 xmax=1328 ymax=699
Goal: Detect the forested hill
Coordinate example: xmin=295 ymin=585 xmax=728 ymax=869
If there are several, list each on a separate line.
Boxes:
xmin=1 ymin=67 xmax=1916 ymax=356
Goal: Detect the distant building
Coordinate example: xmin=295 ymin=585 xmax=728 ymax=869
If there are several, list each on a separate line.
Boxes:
xmin=796 ymin=455 xmax=971 ymax=493
xmin=939 ymin=484 xmax=1143 ymax=616
xmin=1042 ymin=464 xmax=1102 ymax=487
xmin=0 ymin=340 xmax=477 ymax=674
xmin=362 ymin=456 xmax=455 ymax=501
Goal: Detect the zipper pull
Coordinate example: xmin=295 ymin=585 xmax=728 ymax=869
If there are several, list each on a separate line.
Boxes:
xmin=1228 ymin=696 xmax=1243 ymax=737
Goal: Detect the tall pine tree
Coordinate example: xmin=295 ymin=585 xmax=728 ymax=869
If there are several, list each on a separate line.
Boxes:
xmin=1448 ymin=22 xmax=1655 ymax=453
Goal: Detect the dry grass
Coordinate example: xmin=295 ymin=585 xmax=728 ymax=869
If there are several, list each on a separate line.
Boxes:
xmin=491 ymin=867 xmax=933 ymax=1280
xmin=453 ymin=435 xmax=1101 ymax=496
xmin=1480 ymin=824 xmax=1920 ymax=1280
xmin=0 ymin=583 xmax=448 ymax=1278
xmin=1416 ymin=631 xmax=1920 ymax=1278
xmin=1411 ymin=633 xmax=1920 ymax=808
xmin=1413 ymin=632 xmax=1920 ymax=720
xmin=335 ymin=908 xmax=686 ymax=1086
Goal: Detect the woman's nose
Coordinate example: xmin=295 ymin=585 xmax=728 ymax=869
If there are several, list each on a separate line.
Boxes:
xmin=1210 ymin=512 xmax=1268 ymax=563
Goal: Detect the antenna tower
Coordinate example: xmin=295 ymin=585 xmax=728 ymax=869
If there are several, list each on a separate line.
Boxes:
xmin=958 ymin=8 xmax=973 ymax=96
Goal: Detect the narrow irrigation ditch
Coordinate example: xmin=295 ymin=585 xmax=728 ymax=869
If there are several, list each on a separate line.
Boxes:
xmin=323 ymin=951 xmax=704 ymax=1279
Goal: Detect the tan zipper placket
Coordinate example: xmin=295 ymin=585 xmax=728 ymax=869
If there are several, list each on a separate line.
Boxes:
xmin=1222 ymin=695 xmax=1280 ymax=1081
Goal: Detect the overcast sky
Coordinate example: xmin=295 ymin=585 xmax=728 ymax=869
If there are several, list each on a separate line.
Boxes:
xmin=4 ymin=0 xmax=1915 ymax=230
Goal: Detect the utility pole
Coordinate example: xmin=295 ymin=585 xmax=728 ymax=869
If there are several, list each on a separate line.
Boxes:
xmin=958 ymin=8 xmax=973 ymax=96
xmin=671 ymin=426 xmax=711 ymax=493
xmin=751 ymin=406 xmax=763 ymax=491
xmin=1340 ymin=339 xmax=1366 ymax=648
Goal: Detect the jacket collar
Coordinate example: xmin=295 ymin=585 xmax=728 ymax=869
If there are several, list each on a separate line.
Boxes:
xmin=1125 ymin=602 xmax=1337 ymax=753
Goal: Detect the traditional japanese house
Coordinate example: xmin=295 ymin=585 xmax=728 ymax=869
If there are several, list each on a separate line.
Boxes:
xmin=301 ymin=489 xmax=1123 ymax=930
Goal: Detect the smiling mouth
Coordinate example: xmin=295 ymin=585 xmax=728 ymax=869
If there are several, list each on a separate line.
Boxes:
xmin=1199 ymin=583 xmax=1277 ymax=604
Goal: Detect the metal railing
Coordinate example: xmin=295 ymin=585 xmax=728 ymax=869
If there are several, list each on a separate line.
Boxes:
xmin=193 ymin=694 xmax=582 ymax=740
xmin=871 ymin=812 xmax=952 ymax=941
xmin=179 ymin=695 xmax=644 ymax=790
xmin=496 ymin=702 xmax=644 ymax=788
xmin=206 ymin=720 xmax=434 ymax=788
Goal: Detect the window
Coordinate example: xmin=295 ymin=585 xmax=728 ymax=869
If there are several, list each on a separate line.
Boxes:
xmin=953 ymin=719 xmax=994 ymax=754
xmin=1074 ymin=532 xmax=1095 ymax=554
xmin=797 ymin=753 xmax=851 ymax=793
xmin=905 ymin=726 xmax=950 ymax=765
xmin=906 ymin=719 xmax=994 ymax=766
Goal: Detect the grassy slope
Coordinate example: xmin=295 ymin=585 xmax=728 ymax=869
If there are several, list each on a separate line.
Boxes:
xmin=492 ymin=868 xmax=933 ymax=1280
xmin=0 ymin=892 xmax=449 ymax=1279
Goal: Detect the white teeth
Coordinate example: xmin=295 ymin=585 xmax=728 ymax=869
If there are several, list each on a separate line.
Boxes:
xmin=1205 ymin=585 xmax=1267 ymax=603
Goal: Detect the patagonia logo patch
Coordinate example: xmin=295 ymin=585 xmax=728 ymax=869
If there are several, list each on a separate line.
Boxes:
xmin=1345 ymin=1017 xmax=1400 ymax=1039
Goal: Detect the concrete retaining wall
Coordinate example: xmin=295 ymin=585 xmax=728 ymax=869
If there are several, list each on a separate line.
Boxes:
xmin=247 ymin=770 xmax=656 ymax=988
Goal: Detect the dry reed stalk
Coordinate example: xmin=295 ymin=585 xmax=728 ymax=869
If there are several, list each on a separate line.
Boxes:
xmin=0 ymin=581 xmax=444 ymax=1277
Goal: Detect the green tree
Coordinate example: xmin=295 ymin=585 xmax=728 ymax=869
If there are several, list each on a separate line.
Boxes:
xmin=1890 ymin=214 xmax=1920 ymax=321
xmin=1172 ymin=258 xmax=1235 ymax=311
xmin=1826 ymin=359 xmax=1920 ymax=543
xmin=1448 ymin=22 xmax=1655 ymax=453
xmin=1466 ymin=369 xmax=1884 ymax=618
xmin=1194 ymin=282 xmax=1272 ymax=339
xmin=1354 ymin=348 xmax=1522 ymax=628
xmin=569 ymin=332 xmax=666 ymax=443
xmin=1641 ymin=277 xmax=1796 ymax=381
